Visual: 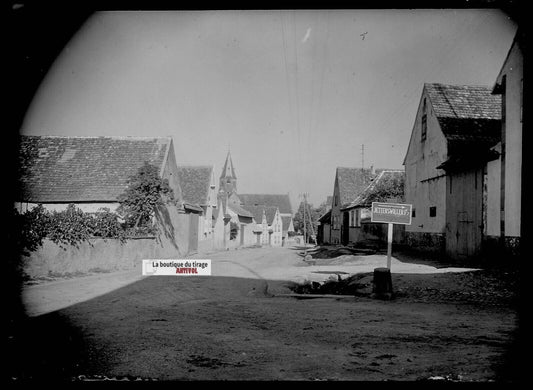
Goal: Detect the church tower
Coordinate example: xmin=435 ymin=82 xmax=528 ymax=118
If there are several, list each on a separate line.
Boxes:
xmin=219 ymin=150 xmax=237 ymax=196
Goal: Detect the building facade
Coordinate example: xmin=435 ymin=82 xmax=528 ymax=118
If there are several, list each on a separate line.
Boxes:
xmin=330 ymin=167 xmax=375 ymax=245
xmin=403 ymin=83 xmax=501 ymax=258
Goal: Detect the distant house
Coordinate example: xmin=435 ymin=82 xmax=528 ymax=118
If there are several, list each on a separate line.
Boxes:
xmin=226 ymin=201 xmax=256 ymax=248
xmin=316 ymin=196 xmax=333 ymax=245
xmin=244 ymin=205 xmax=284 ymax=246
xmin=176 ymin=165 xmax=217 ymax=253
xmin=330 ymin=167 xmax=375 ymax=245
xmin=341 ymin=170 xmax=405 ymax=246
xmin=487 ymin=31 xmax=523 ymax=256
xmin=239 ymin=193 xmax=294 ymax=246
xmin=317 ymin=209 xmax=331 ymax=245
xmin=15 ymin=135 xmax=200 ymax=255
xmin=403 ymin=83 xmax=501 ymax=259
xmin=281 ymin=215 xmax=295 ymax=240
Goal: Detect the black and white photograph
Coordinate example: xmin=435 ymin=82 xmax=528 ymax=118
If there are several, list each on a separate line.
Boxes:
xmin=6 ymin=1 xmax=527 ymax=383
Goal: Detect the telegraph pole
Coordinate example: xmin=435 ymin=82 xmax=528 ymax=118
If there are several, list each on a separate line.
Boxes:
xmin=303 ymin=192 xmax=307 ymax=252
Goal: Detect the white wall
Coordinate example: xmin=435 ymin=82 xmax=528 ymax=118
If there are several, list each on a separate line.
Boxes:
xmin=404 ymin=89 xmax=448 ymax=234
xmin=271 ymin=210 xmax=283 ymax=247
xmin=501 ymin=43 xmax=523 ymax=237
xmin=485 ymin=143 xmax=501 ymax=237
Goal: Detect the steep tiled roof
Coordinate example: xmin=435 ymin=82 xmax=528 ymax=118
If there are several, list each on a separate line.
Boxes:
xmin=425 ymin=83 xmax=501 ymax=150
xmin=336 ymin=167 xmax=375 ymax=207
xmin=343 ymin=170 xmax=405 ymax=210
xmin=239 ymin=194 xmax=292 ymax=215
xmin=281 ymin=216 xmax=293 ymax=232
xmin=227 ymin=202 xmax=254 ymax=218
xmin=242 ymin=204 xmax=279 ymax=225
xmin=176 ymin=166 xmax=213 ymax=206
xmin=17 ymin=135 xmax=172 ymax=203
xmin=318 ymin=209 xmax=331 ymax=224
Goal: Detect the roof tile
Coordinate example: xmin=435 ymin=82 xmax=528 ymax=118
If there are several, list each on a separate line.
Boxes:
xmin=176 ymin=166 xmax=213 ymax=206
xmin=17 ymin=135 xmax=171 ymax=203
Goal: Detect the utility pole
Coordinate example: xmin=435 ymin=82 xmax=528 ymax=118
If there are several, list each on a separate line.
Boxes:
xmin=303 ymin=192 xmax=307 ymax=252
xmin=305 ymin=197 xmax=315 ymax=242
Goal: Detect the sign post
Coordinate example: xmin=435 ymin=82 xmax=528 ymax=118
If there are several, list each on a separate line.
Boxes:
xmin=386 ymin=223 xmax=393 ymax=269
xmin=370 ymin=202 xmax=412 ymax=299
xmin=371 ymin=202 xmax=412 ymax=270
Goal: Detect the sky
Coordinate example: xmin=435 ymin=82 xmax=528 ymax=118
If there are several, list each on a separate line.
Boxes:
xmin=20 ymin=9 xmax=517 ymax=209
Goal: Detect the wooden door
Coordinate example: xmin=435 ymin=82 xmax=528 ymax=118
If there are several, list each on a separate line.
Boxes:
xmin=342 ymin=211 xmax=350 ymax=245
xmin=446 ymin=169 xmax=483 ymax=259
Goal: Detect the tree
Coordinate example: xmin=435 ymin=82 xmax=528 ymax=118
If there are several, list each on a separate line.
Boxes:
xmin=117 ymin=162 xmax=175 ymax=233
xmin=293 ymin=200 xmax=327 ymax=243
xmin=365 ymin=174 xmax=405 ymax=203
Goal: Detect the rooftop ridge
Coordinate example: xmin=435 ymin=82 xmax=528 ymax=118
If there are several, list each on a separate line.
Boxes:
xmin=20 ymin=134 xmax=173 ymax=140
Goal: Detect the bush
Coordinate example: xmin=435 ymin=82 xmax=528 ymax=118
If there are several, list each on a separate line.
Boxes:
xmin=12 ymin=204 xmax=50 ymax=256
xmin=15 ymin=204 xmax=133 ymax=253
xmin=46 ymin=204 xmax=93 ymax=249
xmin=91 ymin=208 xmax=126 ymax=241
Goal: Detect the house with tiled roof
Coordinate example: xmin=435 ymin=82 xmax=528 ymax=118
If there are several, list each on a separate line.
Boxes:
xmin=330 ymin=167 xmax=376 ymax=245
xmin=239 ymin=193 xmax=293 ymax=246
xmin=225 ymin=200 xmax=256 ymax=247
xmin=243 ymin=204 xmax=285 ymax=246
xmin=176 ymin=165 xmax=217 ymax=252
xmin=341 ymin=170 xmax=405 ymax=246
xmin=317 ymin=209 xmax=332 ymax=245
xmin=14 ymin=135 xmax=203 ymax=256
xmin=403 ymin=83 xmax=501 ymax=259
xmin=16 ymin=135 xmax=182 ymax=213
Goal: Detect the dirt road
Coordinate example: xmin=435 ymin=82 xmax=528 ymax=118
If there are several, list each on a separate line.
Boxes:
xmin=21 ymin=245 xmax=480 ymax=316
xmin=11 ymin=246 xmax=521 ymax=382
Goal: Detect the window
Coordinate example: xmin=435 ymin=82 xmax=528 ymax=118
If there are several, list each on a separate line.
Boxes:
xmin=449 ymin=176 xmax=452 ymax=194
xmin=334 ymin=195 xmax=338 ymax=207
xmin=429 ymin=206 xmax=436 ymax=217
xmin=355 ymin=209 xmax=361 ymax=227
xmin=412 ymin=208 xmax=416 ymax=218
xmin=421 ymin=98 xmax=427 ymax=141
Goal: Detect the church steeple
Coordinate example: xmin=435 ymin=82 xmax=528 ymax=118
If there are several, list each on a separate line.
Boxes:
xmin=219 ymin=150 xmax=237 ymax=195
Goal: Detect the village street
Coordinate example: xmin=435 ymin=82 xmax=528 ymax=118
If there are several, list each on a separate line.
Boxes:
xmin=14 ymin=245 xmax=520 ymax=382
